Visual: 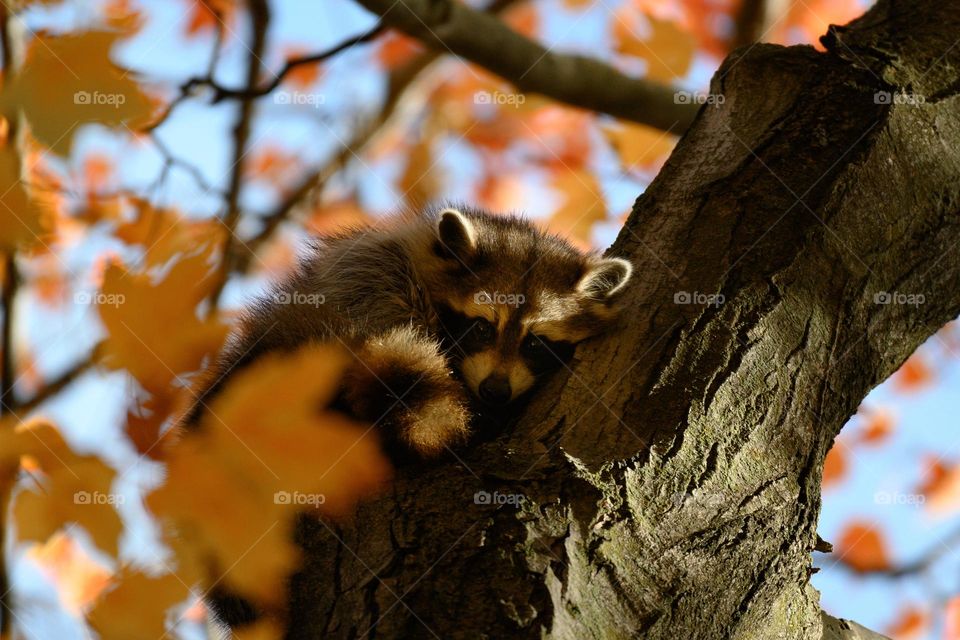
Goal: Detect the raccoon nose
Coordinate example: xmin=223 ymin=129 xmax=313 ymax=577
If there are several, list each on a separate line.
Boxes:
xmin=479 ymin=375 xmax=512 ymax=405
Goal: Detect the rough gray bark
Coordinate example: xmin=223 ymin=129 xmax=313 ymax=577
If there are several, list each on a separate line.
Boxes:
xmin=286 ymin=1 xmax=960 ymax=638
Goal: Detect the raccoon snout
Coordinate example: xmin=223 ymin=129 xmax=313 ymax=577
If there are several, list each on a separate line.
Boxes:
xmin=478 ymin=375 xmax=512 ymax=405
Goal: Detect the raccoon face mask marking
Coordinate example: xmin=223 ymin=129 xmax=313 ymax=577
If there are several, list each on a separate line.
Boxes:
xmin=428 ymin=208 xmax=633 ymax=407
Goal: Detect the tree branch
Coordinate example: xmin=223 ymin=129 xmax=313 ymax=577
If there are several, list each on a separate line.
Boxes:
xmin=208 ymin=0 xmax=271 ymax=309
xmin=352 ymin=0 xmax=699 ymax=133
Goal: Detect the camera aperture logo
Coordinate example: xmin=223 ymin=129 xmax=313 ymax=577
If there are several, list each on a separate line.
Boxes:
xmin=274 ymin=491 xmax=326 ymax=507
xmin=74 ymin=291 xmax=125 ymax=307
xmin=473 ymin=490 xmax=525 ymax=506
xmin=74 ymin=91 xmax=127 ymax=108
xmin=474 ymin=291 xmax=525 ymax=308
xmin=275 ymin=91 xmax=326 ymax=108
xmin=874 ymin=291 xmax=925 ymax=307
xmin=674 ymin=290 xmax=724 ymax=307
xmin=74 ymin=491 xmax=124 ymax=505
xmin=273 ymin=290 xmax=326 ymax=307
xmin=674 ymin=90 xmax=724 ymax=107
xmin=474 ymin=91 xmax=525 ymax=107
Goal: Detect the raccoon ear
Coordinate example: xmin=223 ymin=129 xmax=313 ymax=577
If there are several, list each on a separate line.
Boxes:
xmin=437 ymin=208 xmax=477 ymax=261
xmin=578 ymin=257 xmax=633 ymax=300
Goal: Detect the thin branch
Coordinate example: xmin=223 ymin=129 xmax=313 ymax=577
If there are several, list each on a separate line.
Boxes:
xmin=208 ymin=0 xmax=271 ymax=309
xmin=0 ymin=4 xmax=16 ymax=634
xmin=235 ymin=0 xmax=521 ymax=271
xmin=352 ymin=0 xmax=699 ymax=133
xmin=208 ymin=22 xmax=387 ymax=101
xmin=730 ymin=0 xmax=772 ymax=50
xmin=14 ymin=348 xmax=100 ymax=416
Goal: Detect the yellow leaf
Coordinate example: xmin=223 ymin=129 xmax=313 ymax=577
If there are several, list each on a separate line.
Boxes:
xmin=87 ymin=568 xmax=189 ymax=640
xmin=0 ymin=142 xmax=48 ymax=250
xmin=547 ymin=169 xmax=606 ymax=250
xmin=27 ymin=532 xmax=112 ymax=615
xmin=2 ymin=31 xmax=155 ymax=155
xmin=614 ymin=15 xmax=694 ymax=82
xmin=400 ymin=139 xmax=440 ymax=210
xmin=9 ymin=420 xmax=123 ymax=556
xmin=97 ymin=245 xmax=228 ymax=394
xmin=602 ymin=121 xmax=676 ymax=172
xmin=148 ymin=344 xmax=390 ymax=608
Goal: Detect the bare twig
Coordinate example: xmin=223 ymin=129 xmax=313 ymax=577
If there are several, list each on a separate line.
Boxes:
xmin=208 ymin=0 xmax=271 ymax=309
xmin=14 ymin=347 xmax=101 ymax=416
xmin=352 ymin=0 xmax=699 ymax=133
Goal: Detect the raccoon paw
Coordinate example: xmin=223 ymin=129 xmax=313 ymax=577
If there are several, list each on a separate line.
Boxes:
xmin=343 ymin=326 xmax=470 ymax=457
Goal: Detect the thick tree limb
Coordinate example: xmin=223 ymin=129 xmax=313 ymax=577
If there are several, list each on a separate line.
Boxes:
xmin=352 ymin=0 xmax=699 ymax=133
xmin=275 ymin=0 xmax=960 ymax=638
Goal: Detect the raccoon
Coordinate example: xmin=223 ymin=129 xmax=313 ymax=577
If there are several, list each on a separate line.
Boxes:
xmin=181 ymin=205 xmax=633 ymax=457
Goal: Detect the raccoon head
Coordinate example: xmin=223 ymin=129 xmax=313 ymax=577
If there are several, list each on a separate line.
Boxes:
xmin=422 ymin=206 xmax=633 ymax=406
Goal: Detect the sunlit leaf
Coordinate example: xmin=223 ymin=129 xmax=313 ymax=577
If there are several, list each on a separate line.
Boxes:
xmin=835 ymin=521 xmax=890 ymax=573
xmin=2 ymin=31 xmax=155 ymax=155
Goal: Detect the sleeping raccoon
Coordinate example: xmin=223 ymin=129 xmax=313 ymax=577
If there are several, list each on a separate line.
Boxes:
xmin=181 ymin=205 xmax=633 ymax=456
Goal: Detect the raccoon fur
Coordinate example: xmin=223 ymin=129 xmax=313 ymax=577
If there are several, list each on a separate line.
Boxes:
xmin=181 ymin=205 xmax=632 ymax=457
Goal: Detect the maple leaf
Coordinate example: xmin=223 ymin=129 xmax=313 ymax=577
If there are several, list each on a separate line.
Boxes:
xmin=0 ymin=141 xmax=49 ymax=251
xmin=6 ymin=419 xmax=123 ymax=557
xmin=614 ymin=12 xmax=695 ymax=81
xmin=87 ymin=568 xmax=190 ymax=639
xmin=835 ymin=521 xmax=891 ymax=573
xmin=603 ymin=121 xmax=676 ymax=173
xmin=27 ymin=532 xmax=113 ymax=615
xmin=97 ymin=244 xmax=228 ymax=395
xmin=147 ymin=344 xmax=390 ymax=608
xmin=2 ymin=31 xmax=155 ymax=155
xmin=547 ymin=168 xmax=606 ymax=250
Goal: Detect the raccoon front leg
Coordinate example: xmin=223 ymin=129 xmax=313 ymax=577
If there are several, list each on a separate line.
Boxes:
xmin=342 ymin=325 xmax=470 ymax=457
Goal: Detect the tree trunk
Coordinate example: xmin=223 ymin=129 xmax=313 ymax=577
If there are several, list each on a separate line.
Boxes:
xmin=286 ymin=1 xmax=960 ymax=637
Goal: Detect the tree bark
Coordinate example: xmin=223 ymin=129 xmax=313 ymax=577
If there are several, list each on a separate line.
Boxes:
xmin=286 ymin=1 xmax=960 ymax=637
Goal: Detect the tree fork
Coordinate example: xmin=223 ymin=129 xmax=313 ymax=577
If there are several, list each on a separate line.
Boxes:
xmin=282 ymin=1 xmax=960 ymax=638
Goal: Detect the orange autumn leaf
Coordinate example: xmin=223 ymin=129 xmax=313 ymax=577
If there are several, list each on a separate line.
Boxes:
xmin=28 ymin=532 xmax=113 ymax=615
xmin=857 ymin=409 xmax=895 ymax=445
xmin=147 ymin=344 xmax=390 ymax=608
xmin=835 ymin=521 xmax=890 ymax=573
xmin=97 ymin=244 xmax=228 ymax=394
xmin=7 ymin=419 xmax=124 ymax=557
xmin=282 ymin=47 xmax=323 ymax=90
xmin=945 ymin=595 xmax=960 ymax=640
xmin=114 ymin=199 xmax=225 ymax=268
xmin=377 ymin=31 xmax=424 ymax=69
xmin=547 ymin=168 xmax=606 ymax=250
xmin=821 ymin=444 xmax=847 ymax=489
xmin=0 ymin=142 xmax=48 ymax=251
xmin=81 ymin=154 xmax=114 ymax=193
xmin=184 ymin=0 xmax=234 ymax=38
xmin=87 ymin=568 xmax=190 ymax=639
xmin=893 ymin=355 xmax=933 ymax=392
xmin=603 ymin=121 xmax=677 ymax=173
xmin=916 ymin=457 xmax=960 ymax=517
xmin=613 ymin=11 xmax=695 ymax=81
xmin=305 ymin=199 xmax=372 ymax=237
xmin=503 ymin=4 xmax=539 ymax=38
xmin=1 ymin=31 xmax=156 ymax=155
xmin=399 ymin=138 xmax=441 ymax=210
xmin=246 ymin=146 xmax=302 ymax=184
xmin=885 ymin=605 xmax=928 ymax=640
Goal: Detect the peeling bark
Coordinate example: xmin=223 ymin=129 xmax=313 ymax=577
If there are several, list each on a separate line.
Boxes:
xmin=284 ymin=1 xmax=960 ymax=638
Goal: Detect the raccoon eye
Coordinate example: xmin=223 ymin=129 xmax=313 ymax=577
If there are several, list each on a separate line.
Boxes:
xmin=521 ymin=334 xmax=550 ymax=355
xmin=468 ymin=318 xmax=495 ymax=342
